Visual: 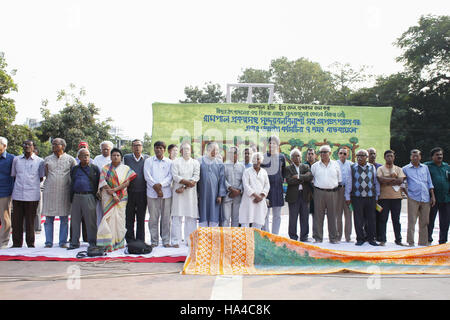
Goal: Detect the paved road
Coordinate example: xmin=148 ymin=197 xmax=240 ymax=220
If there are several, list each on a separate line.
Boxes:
xmin=0 ymin=261 xmax=449 ymax=300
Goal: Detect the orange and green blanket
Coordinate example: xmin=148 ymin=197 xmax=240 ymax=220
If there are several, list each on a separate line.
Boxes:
xmin=182 ymin=227 xmax=450 ymax=275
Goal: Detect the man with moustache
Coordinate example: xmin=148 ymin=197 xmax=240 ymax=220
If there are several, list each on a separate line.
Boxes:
xmin=10 ymin=140 xmax=44 ymax=248
xmin=425 ymin=147 xmax=449 ymax=244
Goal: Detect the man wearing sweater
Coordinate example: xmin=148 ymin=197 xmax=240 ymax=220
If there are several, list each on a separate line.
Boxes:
xmin=124 ymin=139 xmax=150 ymax=243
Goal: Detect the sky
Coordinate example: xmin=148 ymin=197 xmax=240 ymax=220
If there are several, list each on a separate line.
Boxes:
xmin=1 ymin=0 xmax=449 ymax=140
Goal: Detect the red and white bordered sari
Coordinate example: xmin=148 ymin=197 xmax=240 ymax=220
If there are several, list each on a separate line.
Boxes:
xmin=97 ymin=163 xmax=136 ymax=252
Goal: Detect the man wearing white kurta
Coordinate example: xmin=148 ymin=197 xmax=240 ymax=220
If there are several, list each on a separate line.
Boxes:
xmin=239 ymin=153 xmax=270 ymax=229
xmin=223 ymin=146 xmax=245 ymax=227
xmin=93 ymin=141 xmax=113 ymax=226
xmin=170 ymin=143 xmax=200 ymax=247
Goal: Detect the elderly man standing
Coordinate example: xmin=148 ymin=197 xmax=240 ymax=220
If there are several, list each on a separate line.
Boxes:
xmin=144 ymin=141 xmax=173 ymax=248
xmin=93 ymin=141 xmax=113 ymax=226
xmin=0 ymin=137 xmax=14 ymax=249
xmin=336 ymin=147 xmax=353 ymax=242
xmin=261 ymin=136 xmax=286 ymax=235
xmin=223 ymin=146 xmax=245 ymax=227
xmin=171 ymin=142 xmax=200 ymax=247
xmin=239 ymin=152 xmax=270 ymax=229
xmin=425 ymin=147 xmax=449 ymax=244
xmin=11 ymin=140 xmax=44 ymax=248
xmin=124 ymin=139 xmax=150 ymax=244
xmin=347 ymin=149 xmax=380 ymax=246
xmin=68 ymin=148 xmax=100 ymax=249
xmin=311 ymin=145 xmax=341 ymax=243
xmin=402 ymin=149 xmax=436 ymax=247
xmin=42 ymin=138 xmax=77 ymax=248
xmin=285 ymin=148 xmax=313 ymax=242
xmin=197 ymin=142 xmax=227 ymax=228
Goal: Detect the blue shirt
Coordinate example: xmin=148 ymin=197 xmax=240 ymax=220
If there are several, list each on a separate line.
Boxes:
xmin=338 ymin=159 xmax=353 ymax=200
xmin=71 ymin=165 xmax=93 ymax=193
xmin=402 ymin=163 xmax=434 ymax=202
xmin=0 ymin=151 xmax=15 ymax=197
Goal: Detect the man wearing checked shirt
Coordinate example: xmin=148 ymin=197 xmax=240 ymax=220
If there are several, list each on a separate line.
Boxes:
xmin=402 ymin=149 xmax=436 ymax=247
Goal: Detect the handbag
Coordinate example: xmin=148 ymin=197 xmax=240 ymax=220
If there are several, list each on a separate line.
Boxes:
xmin=76 ymin=245 xmax=107 ymax=258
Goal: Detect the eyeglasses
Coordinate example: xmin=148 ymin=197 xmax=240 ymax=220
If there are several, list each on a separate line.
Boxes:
xmin=319 ymin=151 xmax=329 ymax=154
xmin=356 ymin=155 xmax=367 ymax=157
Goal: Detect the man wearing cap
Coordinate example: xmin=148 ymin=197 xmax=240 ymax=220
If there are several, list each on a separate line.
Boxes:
xmin=76 ymin=141 xmax=94 ymax=165
xmin=310 ymin=145 xmax=341 ymax=244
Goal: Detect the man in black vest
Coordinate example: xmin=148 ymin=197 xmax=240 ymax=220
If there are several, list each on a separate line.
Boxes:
xmin=347 ymin=149 xmax=380 ymax=246
xmin=124 ymin=139 xmax=150 ymax=243
xmin=69 ymin=148 xmax=100 ymax=249
xmin=285 ymin=148 xmax=313 ymax=242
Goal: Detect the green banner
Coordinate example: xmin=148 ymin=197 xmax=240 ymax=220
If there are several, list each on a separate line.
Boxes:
xmin=152 ymin=103 xmax=392 ymax=162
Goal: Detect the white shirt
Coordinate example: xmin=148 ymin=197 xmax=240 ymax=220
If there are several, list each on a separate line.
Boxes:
xmin=133 ymin=153 xmax=144 ymax=162
xmin=294 ymin=165 xmax=303 ymax=191
xmin=311 ymin=160 xmax=342 ymax=189
xmin=93 ymin=155 xmax=111 ymax=170
xmin=143 ymin=156 xmax=173 ymax=199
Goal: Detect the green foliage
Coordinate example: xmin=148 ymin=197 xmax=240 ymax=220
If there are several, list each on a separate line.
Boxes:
xmin=395 ymin=15 xmax=450 ymax=78
xmin=0 ymin=52 xmax=18 ymax=137
xmin=180 ymin=82 xmax=225 ymax=103
xmin=328 ymin=62 xmax=373 ymax=105
xmin=231 ymin=68 xmax=272 ymax=103
xmin=38 ymin=84 xmax=112 ymax=158
xmin=270 ymin=57 xmax=335 ymax=104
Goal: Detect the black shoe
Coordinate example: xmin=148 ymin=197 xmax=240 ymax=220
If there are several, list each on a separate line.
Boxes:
xmin=45 ymin=244 xmax=52 ymax=248
xmin=67 ymin=244 xmax=80 ymax=250
xmin=27 ymin=245 xmax=35 ymax=248
xmin=395 ymin=241 xmax=405 ymax=246
xmin=369 ymin=241 xmax=379 ymax=246
xmin=355 ymin=241 xmax=364 ymax=246
xmin=10 ymin=245 xmax=22 ymax=248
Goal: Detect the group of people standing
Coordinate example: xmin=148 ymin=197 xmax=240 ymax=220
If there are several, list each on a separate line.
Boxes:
xmin=0 ymin=134 xmax=448 ymax=253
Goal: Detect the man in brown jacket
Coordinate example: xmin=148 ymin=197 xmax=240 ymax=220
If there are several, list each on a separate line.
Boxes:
xmin=285 ymin=148 xmax=313 ymax=242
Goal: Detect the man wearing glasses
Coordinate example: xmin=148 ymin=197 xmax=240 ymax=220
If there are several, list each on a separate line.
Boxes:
xmin=310 ymin=145 xmax=341 ymax=244
xmin=336 ymin=147 xmax=353 ymax=242
xmin=124 ymin=139 xmax=150 ymax=244
xmin=346 ymin=149 xmax=380 ymax=246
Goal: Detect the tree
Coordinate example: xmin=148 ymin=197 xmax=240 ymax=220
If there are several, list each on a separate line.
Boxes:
xmin=269 ymin=57 xmax=335 ymax=104
xmin=395 ymin=15 xmax=450 ymax=79
xmin=231 ymin=68 xmax=273 ymax=103
xmin=327 ymin=62 xmax=373 ymax=105
xmin=180 ymin=82 xmax=225 ymax=103
xmin=0 ymin=52 xmax=18 ymax=139
xmin=38 ymin=84 xmax=112 ymax=157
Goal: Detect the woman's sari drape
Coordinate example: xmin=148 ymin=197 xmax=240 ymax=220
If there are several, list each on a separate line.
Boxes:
xmin=97 ymin=163 xmax=136 ymax=252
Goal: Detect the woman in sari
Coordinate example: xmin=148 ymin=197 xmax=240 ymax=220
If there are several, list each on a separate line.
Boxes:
xmin=97 ymin=148 xmax=137 ymax=252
